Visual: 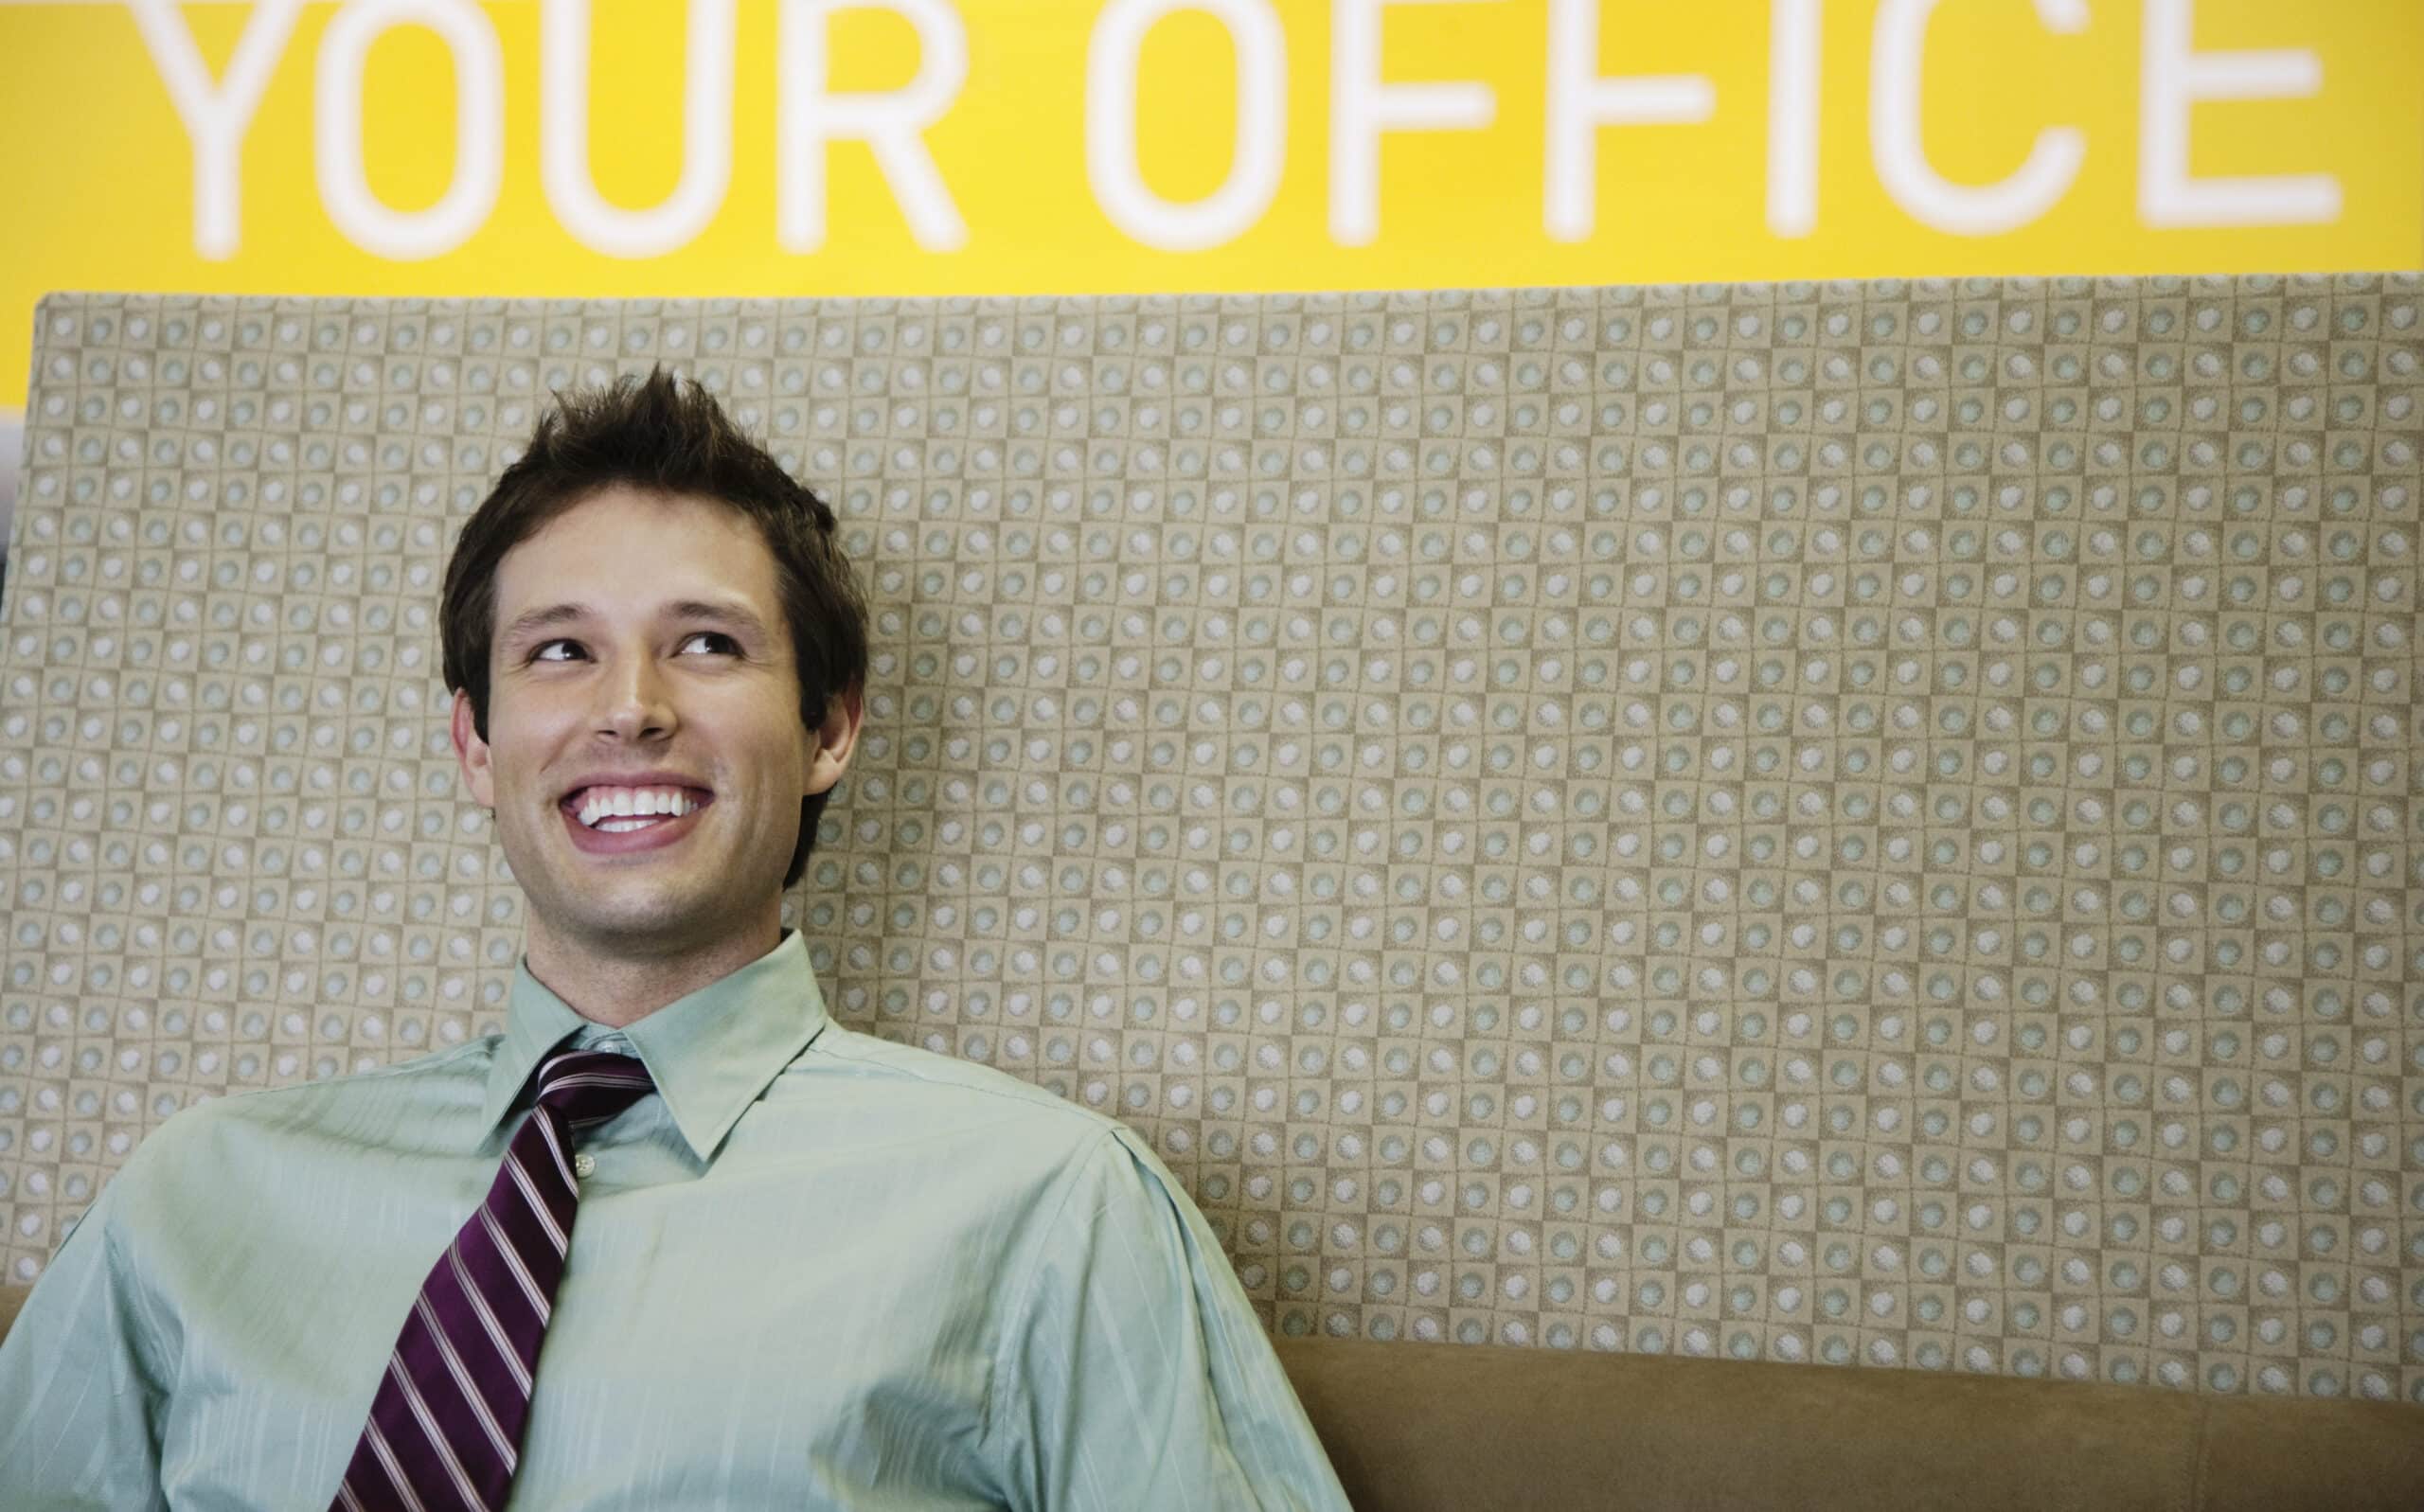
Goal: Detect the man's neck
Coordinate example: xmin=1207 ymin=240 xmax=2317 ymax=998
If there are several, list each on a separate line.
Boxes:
xmin=521 ymin=915 xmax=786 ymax=1028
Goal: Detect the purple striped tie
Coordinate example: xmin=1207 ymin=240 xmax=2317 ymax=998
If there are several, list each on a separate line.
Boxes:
xmin=328 ymin=1047 xmax=656 ymax=1512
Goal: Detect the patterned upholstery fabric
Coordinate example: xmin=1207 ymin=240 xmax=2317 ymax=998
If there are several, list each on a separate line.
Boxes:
xmin=1 ymin=278 xmax=2416 ymax=1403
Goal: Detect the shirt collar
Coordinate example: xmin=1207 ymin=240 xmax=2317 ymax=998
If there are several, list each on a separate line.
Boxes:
xmin=481 ymin=929 xmax=829 ymax=1163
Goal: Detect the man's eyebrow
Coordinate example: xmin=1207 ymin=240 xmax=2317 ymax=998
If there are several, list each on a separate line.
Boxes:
xmin=497 ymin=602 xmax=591 ymax=649
xmin=664 ymin=599 xmax=773 ymax=638
xmin=496 ymin=599 xmax=774 ymax=649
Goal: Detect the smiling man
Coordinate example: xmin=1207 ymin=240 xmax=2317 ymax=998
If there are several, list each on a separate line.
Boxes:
xmin=0 ymin=369 xmax=1350 ymax=1510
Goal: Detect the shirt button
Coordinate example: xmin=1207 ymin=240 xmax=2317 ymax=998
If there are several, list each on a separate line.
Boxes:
xmin=573 ymin=1153 xmax=597 ymax=1179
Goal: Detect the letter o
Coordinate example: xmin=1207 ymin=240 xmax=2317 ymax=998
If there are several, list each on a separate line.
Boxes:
xmin=314 ymin=0 xmax=504 ymax=259
xmin=1086 ymin=0 xmax=1287 ymax=252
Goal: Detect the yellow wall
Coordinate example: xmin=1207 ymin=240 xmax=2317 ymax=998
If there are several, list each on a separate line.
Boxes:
xmin=0 ymin=0 xmax=2416 ymax=412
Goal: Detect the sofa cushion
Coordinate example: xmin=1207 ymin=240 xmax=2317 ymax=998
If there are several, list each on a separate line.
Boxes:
xmin=4 ymin=1283 xmax=2418 ymax=1508
xmin=1273 ymin=1332 xmax=2424 ymax=1512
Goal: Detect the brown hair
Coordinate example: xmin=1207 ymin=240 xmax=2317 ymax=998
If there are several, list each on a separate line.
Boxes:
xmin=439 ymin=366 xmax=868 ymax=888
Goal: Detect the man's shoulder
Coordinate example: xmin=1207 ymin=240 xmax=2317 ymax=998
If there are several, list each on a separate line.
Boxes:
xmin=112 ymin=1038 xmax=496 ymax=1190
xmin=790 ymin=1022 xmax=1132 ymax=1155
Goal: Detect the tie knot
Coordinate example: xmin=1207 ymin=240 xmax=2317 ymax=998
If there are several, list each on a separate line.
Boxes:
xmin=534 ymin=1048 xmax=657 ymax=1128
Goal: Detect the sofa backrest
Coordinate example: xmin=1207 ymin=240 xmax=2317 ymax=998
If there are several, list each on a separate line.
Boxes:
xmin=2 ymin=282 xmax=2419 ymax=1408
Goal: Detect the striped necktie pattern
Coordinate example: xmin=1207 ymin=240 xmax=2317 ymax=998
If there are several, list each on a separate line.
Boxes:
xmin=329 ymin=1047 xmax=657 ymax=1512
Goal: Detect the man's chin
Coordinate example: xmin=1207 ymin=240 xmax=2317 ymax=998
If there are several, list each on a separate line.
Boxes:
xmin=527 ymin=891 xmax=736 ymax=957
xmin=501 ymin=840 xmax=784 ymax=957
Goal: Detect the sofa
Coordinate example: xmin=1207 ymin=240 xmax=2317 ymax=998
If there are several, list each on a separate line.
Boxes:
xmin=4 ymin=280 xmax=2422 ymax=1506
xmin=4 ymin=1283 xmax=2417 ymax=1509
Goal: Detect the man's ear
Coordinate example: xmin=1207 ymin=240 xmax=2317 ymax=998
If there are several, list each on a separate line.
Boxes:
xmin=804 ymin=682 xmax=865 ymax=799
xmin=452 ymin=690 xmax=496 ymax=810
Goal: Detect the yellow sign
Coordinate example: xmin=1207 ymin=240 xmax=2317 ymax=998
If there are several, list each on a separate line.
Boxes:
xmin=0 ymin=0 xmax=2415 ymax=414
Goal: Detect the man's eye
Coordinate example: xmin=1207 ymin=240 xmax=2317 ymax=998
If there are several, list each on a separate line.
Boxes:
xmin=531 ymin=640 xmax=585 ymax=663
xmin=680 ymin=631 xmax=741 ymax=655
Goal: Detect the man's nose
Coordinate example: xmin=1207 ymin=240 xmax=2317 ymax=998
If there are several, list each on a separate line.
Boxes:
xmin=597 ymin=652 xmax=678 ymax=741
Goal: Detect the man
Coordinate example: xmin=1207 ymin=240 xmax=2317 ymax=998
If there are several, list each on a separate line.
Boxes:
xmin=0 ymin=369 xmax=1351 ymax=1510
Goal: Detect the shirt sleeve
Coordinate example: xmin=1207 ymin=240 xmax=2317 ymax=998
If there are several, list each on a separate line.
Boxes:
xmin=982 ymin=1126 xmax=1351 ymax=1512
xmin=0 ymin=1183 xmax=170 ymax=1510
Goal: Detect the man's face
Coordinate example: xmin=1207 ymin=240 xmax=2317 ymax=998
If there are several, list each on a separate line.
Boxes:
xmin=452 ymin=485 xmax=853 ymax=957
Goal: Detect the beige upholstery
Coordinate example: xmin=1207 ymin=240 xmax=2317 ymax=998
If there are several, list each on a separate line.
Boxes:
xmin=5 ymin=1282 xmax=2416 ymax=1509
xmin=3 ymin=285 xmax=2420 ymax=1485
xmin=8 ymin=286 xmax=2421 ymax=1399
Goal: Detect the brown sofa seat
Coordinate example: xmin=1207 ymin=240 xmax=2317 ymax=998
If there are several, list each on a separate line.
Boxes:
xmin=1274 ymin=1332 xmax=2424 ymax=1511
xmin=3 ymin=1285 xmax=2415 ymax=1508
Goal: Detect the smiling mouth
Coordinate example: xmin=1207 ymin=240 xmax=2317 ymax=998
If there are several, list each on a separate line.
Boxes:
xmin=561 ymin=786 xmax=716 ymax=833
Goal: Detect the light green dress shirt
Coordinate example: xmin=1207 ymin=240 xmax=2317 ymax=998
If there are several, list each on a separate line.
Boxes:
xmin=0 ymin=931 xmax=1350 ymax=1510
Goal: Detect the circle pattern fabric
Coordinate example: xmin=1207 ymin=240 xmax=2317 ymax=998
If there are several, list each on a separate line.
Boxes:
xmin=0 ymin=276 xmax=2417 ymax=1402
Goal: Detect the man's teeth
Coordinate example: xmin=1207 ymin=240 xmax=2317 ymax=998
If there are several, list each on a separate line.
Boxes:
xmin=575 ymin=787 xmax=704 ymax=829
